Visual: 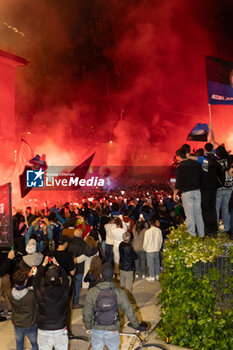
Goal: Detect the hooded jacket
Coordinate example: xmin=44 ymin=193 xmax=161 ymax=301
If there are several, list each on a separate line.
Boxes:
xmin=22 ymin=252 xmax=43 ymax=268
xmin=33 ymin=265 xmax=69 ymax=330
xmin=7 ymin=287 xmax=37 ymax=328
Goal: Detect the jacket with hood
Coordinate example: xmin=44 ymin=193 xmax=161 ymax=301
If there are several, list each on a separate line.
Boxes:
xmin=33 ymin=264 xmax=69 ymax=330
xmin=19 ymin=238 xmax=43 ymax=271
xmin=83 ymin=281 xmax=139 ymax=331
xmin=7 ymin=287 xmax=37 ymax=328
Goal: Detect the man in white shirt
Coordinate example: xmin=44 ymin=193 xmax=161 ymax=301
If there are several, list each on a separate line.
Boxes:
xmin=104 ymin=217 xmax=116 ymax=263
xmin=143 ymin=217 xmax=163 ymax=281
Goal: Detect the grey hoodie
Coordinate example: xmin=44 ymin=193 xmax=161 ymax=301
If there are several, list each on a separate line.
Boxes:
xmin=23 ymin=252 xmax=43 ymax=267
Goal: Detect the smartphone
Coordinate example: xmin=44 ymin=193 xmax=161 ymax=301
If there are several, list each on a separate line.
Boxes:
xmin=139 ymin=214 xmax=144 ymax=219
xmin=32 ymin=267 xmax=37 ymax=275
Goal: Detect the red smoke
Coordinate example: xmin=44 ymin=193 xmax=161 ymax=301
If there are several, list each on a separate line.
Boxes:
xmin=0 ymin=0 xmax=232 ymax=184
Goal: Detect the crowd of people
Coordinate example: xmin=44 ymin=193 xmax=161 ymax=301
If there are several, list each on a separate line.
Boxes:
xmin=173 ymin=140 xmax=233 ymax=238
xmin=0 ymin=190 xmax=181 ymax=350
xmin=0 ymin=135 xmax=233 ymax=349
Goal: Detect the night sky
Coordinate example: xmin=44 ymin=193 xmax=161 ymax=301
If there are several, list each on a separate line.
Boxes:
xmin=1 ymin=0 xmax=233 ymax=166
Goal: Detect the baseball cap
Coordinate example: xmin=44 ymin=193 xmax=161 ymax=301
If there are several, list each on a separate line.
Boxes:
xmin=45 ymin=265 xmax=60 ymax=286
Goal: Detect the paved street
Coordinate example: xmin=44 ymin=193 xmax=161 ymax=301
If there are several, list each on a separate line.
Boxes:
xmin=0 ymin=278 xmax=189 ymax=350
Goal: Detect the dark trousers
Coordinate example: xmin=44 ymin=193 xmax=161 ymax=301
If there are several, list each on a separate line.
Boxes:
xmin=104 ymin=244 xmax=114 ymax=264
xmin=201 ymin=188 xmax=218 ymax=235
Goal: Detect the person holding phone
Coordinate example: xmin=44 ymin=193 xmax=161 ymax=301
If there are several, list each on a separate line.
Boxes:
xmin=33 ymin=256 xmax=70 ymax=350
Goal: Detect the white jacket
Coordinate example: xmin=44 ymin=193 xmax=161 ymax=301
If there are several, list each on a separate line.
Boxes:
xmin=105 ymin=223 xmax=116 ymax=245
xmin=111 ymin=224 xmax=127 ymax=264
xmin=143 ymin=226 xmax=163 ymax=252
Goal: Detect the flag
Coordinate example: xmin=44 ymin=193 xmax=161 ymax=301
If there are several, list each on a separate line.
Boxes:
xmin=19 ymin=165 xmax=34 ymax=198
xmin=206 ymin=56 xmax=233 ymax=105
xmin=29 ymin=154 xmax=47 ymax=170
xmin=13 ymin=139 xmax=34 ymax=178
xmin=19 ymin=155 xmax=47 ymax=198
xmin=20 ymin=153 xmax=96 ymax=196
xmin=187 ymin=123 xmax=209 ymax=141
xmin=69 ymin=153 xmax=95 ymax=190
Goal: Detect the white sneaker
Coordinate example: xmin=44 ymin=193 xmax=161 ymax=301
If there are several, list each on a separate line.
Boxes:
xmin=155 ymin=275 xmax=159 ymax=281
xmin=142 ymin=275 xmax=145 ymax=279
xmin=146 ymin=276 xmax=155 ymax=282
xmin=135 ymin=274 xmax=139 ymax=279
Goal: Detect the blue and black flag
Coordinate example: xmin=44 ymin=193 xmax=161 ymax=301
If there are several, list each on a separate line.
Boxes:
xmin=187 ymin=123 xmax=209 ymax=142
xmin=206 ymin=56 xmax=233 ymax=105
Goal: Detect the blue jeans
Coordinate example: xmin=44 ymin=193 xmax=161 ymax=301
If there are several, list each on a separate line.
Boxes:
xmin=101 ymin=240 xmax=106 ymax=257
xmin=14 ymin=324 xmax=38 ymax=350
xmin=38 ymin=328 xmax=68 ymax=350
xmin=135 ymin=251 xmax=146 ymax=275
xmin=73 ymin=273 xmax=83 ymax=305
xmin=216 ymin=188 xmax=232 ymax=231
xmin=105 ymin=244 xmax=114 ymax=264
xmin=230 ymin=209 xmax=233 ymax=234
xmin=91 ymin=329 xmax=119 ymax=350
xmin=182 ymin=189 xmax=204 ymax=237
xmin=146 ymin=252 xmax=160 ymax=277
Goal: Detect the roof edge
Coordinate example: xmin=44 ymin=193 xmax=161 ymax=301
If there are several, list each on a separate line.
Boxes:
xmin=0 ymin=49 xmax=29 ymax=67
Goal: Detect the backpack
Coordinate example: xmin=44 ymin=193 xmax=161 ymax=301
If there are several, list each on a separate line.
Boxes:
xmin=94 ymin=286 xmax=119 ymax=326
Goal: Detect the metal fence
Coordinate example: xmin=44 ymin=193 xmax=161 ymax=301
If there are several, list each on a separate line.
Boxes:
xmin=193 ymin=253 xmax=233 ymax=307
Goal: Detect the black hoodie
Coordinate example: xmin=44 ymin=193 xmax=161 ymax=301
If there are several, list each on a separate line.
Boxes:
xmin=33 ymin=265 xmax=69 ymax=330
xmin=175 ymin=159 xmax=202 ymax=193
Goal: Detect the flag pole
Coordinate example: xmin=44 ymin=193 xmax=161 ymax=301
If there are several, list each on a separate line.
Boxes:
xmin=208 ymin=103 xmax=215 ymax=145
xmin=208 ymin=104 xmax=212 ymax=124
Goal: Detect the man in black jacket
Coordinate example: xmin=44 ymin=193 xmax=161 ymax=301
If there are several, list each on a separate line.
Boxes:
xmin=196 ymin=143 xmax=218 ymax=236
xmin=33 ymin=256 xmax=69 ymax=350
xmin=173 ymin=148 xmax=204 ymax=238
xmin=68 ymin=229 xmax=98 ymax=309
xmin=119 ymin=232 xmax=137 ymax=291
